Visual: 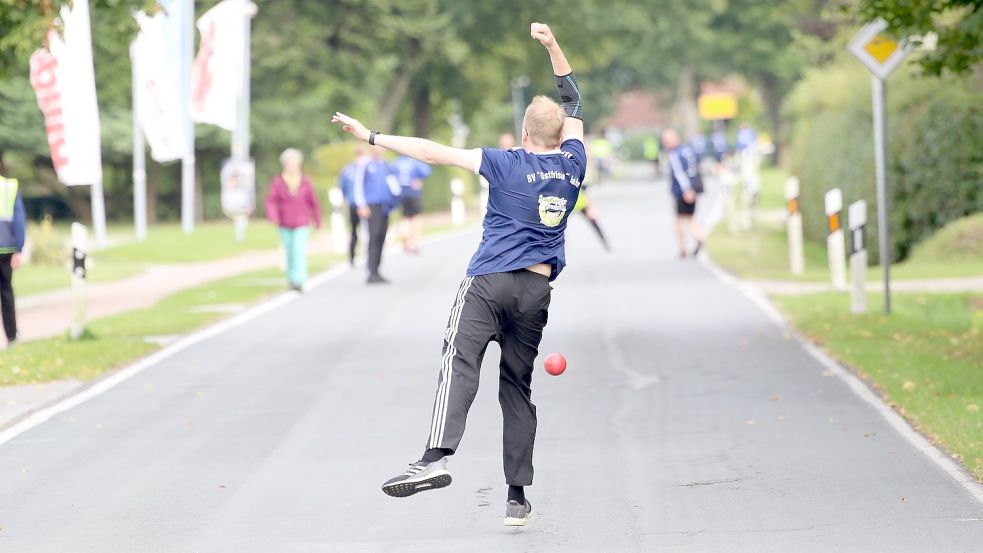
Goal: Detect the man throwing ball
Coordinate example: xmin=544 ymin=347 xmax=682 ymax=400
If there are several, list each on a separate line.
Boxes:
xmin=331 ymin=22 xmax=585 ymax=527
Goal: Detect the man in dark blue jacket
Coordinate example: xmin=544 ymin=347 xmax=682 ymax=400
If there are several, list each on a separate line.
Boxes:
xmin=663 ymin=129 xmax=704 ymax=258
xmin=0 ymin=176 xmax=25 ymax=346
xmin=353 ymin=146 xmax=399 ymax=283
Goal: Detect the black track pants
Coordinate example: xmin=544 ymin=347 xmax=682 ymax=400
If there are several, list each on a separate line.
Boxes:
xmin=366 ymin=204 xmax=389 ymax=277
xmin=426 ymin=270 xmax=551 ymax=486
xmin=348 ymin=204 xmax=360 ymax=265
xmin=0 ymin=254 xmax=14 ymax=341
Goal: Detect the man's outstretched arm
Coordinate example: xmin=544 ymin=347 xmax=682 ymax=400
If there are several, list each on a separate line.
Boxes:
xmin=331 ymin=113 xmax=479 ymax=173
xmin=531 ymin=22 xmax=584 ymax=142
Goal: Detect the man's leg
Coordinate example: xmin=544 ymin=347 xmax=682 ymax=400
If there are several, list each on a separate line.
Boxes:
xmin=348 ymin=204 xmax=360 ymax=265
xmin=426 ymin=275 xmax=499 ymax=453
xmin=687 ymin=207 xmax=704 ymax=255
xmin=382 ymin=275 xmax=499 ymax=498
xmin=367 ymin=204 xmax=386 ymax=278
xmin=0 ymin=254 xmax=16 ymax=342
xmin=674 ymin=214 xmax=689 ymax=257
xmin=498 ymin=272 xmax=550 ymax=490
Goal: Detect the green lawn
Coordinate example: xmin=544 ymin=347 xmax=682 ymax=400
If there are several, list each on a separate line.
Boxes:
xmin=99 ymin=221 xmax=281 ymax=263
xmin=757 ymin=166 xmax=788 ymax=211
xmin=774 ymin=292 xmax=983 ymax=481
xmin=0 ymin=253 xmax=342 ymax=386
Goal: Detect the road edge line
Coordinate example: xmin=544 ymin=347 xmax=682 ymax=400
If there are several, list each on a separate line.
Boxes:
xmin=0 ymin=224 xmax=482 ymax=446
xmin=699 ymin=254 xmax=983 ymax=505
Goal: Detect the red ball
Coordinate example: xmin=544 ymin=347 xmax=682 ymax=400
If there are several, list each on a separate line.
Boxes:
xmin=544 ymin=353 xmax=566 ymax=376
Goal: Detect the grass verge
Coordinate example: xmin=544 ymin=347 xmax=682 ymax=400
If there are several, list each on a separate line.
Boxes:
xmin=0 ymin=253 xmax=341 ymax=387
xmin=773 ymin=291 xmax=983 ymax=481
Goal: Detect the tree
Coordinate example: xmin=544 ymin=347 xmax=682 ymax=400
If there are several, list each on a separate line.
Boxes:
xmin=854 ymin=0 xmax=983 ymax=77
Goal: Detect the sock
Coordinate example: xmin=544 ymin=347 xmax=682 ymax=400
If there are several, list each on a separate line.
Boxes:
xmin=508 ymin=485 xmax=525 ymax=504
xmin=421 ymin=448 xmax=452 ymax=463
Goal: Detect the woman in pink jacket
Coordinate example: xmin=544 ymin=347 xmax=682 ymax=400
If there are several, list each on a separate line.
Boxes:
xmin=265 ymin=148 xmax=322 ymax=291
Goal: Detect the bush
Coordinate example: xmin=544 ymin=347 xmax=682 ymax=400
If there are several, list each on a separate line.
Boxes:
xmin=27 ymin=216 xmax=69 ymax=266
xmin=784 ymin=60 xmax=983 ymax=263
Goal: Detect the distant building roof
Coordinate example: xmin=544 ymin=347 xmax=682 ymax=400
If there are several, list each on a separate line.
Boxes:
xmin=604 ymin=91 xmax=665 ymax=131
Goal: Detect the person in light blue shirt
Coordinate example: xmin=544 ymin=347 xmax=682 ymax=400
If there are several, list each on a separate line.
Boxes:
xmin=391 ymin=155 xmax=431 ymax=253
xmin=332 ymin=21 xmax=583 ymax=526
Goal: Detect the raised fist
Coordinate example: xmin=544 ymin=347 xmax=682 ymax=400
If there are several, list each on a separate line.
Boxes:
xmin=530 ymin=22 xmax=555 ymax=48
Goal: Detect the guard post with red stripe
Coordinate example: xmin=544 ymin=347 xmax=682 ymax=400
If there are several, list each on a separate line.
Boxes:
xmin=825 ymin=188 xmax=846 ymax=290
xmin=785 ymin=177 xmax=804 ymax=275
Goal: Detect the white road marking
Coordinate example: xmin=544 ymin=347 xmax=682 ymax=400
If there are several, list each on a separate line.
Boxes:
xmin=700 ymin=255 xmax=983 ymax=505
xmin=0 ymin=228 xmax=478 ymax=447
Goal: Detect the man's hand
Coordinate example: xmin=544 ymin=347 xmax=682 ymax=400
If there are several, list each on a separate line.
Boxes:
xmin=683 ymin=190 xmax=696 ymax=204
xmin=530 ymin=22 xmax=556 ymax=49
xmin=10 ymin=253 xmax=21 ymax=270
xmin=357 ymin=206 xmax=371 ymax=219
xmin=331 ymin=112 xmax=371 ymax=142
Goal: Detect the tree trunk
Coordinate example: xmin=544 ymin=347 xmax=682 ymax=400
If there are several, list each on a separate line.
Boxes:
xmin=412 ymin=81 xmax=432 ymax=138
xmin=377 ymin=39 xmax=422 ymax=131
xmin=674 ymin=66 xmax=700 ymax=138
xmin=761 ymin=74 xmax=784 ymax=164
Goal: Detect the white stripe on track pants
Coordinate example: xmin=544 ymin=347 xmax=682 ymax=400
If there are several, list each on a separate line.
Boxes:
xmin=426 ymin=270 xmax=551 ymax=486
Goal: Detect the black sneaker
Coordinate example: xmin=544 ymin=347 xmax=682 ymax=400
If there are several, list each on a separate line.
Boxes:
xmin=504 ymin=499 xmax=532 ymax=526
xmin=367 ymin=273 xmax=390 ymax=285
xmin=381 ymin=458 xmax=452 ymax=498
xmin=692 ymin=240 xmax=704 ymax=256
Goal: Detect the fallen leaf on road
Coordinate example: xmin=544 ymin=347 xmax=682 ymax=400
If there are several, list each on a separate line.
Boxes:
xmin=746 ymin=420 xmax=756 ymax=425
xmin=821 ymin=370 xmax=833 ymax=377
xmin=776 ymin=415 xmax=785 ymax=422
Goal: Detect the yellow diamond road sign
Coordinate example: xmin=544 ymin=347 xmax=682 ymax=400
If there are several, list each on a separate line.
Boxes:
xmin=848 ymin=19 xmax=912 ymax=80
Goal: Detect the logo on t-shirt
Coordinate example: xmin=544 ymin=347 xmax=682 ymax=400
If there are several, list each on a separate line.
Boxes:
xmin=538 ymin=195 xmax=568 ymax=227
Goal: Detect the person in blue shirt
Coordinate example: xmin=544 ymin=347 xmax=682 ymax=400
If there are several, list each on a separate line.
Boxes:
xmin=353 ymin=145 xmax=400 ymax=284
xmin=710 ymin=127 xmax=729 ymax=163
xmin=391 ymin=155 xmax=432 ymax=254
xmin=664 ymin=128 xmax=705 ymax=258
xmin=0 ymin=175 xmax=25 ymax=346
xmin=736 ymin=123 xmax=757 ymax=152
xmin=333 ymin=22 xmax=584 ymax=527
xmin=338 ymin=147 xmax=366 ymax=266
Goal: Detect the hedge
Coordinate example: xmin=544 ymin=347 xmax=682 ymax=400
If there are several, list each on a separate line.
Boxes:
xmin=784 ymin=60 xmax=983 ymax=263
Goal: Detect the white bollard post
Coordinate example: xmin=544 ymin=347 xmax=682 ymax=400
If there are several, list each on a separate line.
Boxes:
xmin=450 ymin=178 xmax=466 ymax=226
xmin=70 ymin=222 xmax=88 ymax=340
xmin=825 ymin=188 xmax=847 ymax=290
xmin=785 ymin=177 xmax=804 ymax=275
xmin=328 ymin=188 xmax=347 ymax=254
xmin=848 ymin=200 xmax=868 ymax=314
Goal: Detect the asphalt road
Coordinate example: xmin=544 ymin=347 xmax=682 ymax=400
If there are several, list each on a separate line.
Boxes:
xmin=1 ymin=175 xmax=981 ymax=552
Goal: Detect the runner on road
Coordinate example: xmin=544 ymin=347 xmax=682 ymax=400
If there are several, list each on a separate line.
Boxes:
xmin=332 ymin=21 xmax=585 ymax=527
xmin=391 ymin=155 xmax=432 ymax=254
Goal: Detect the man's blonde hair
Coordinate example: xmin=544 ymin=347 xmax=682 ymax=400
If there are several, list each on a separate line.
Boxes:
xmin=523 ymin=95 xmax=565 ymax=148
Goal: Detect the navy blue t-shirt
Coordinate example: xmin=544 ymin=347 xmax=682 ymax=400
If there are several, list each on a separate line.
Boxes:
xmin=467 ymin=138 xmax=587 ymax=281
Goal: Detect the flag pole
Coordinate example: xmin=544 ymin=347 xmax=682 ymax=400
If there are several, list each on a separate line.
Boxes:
xmin=231 ymin=1 xmax=256 ymax=241
xmin=180 ymin=0 xmax=195 ymax=234
xmin=131 ymin=47 xmax=147 ymax=242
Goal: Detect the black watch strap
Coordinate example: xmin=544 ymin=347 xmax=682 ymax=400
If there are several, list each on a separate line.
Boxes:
xmin=368 ymin=131 xmax=379 ymax=145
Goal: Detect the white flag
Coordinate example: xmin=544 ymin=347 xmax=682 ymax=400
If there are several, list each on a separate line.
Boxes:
xmin=131 ymin=3 xmax=188 ymax=162
xmin=190 ymin=0 xmax=246 ymax=131
xmin=29 ymin=0 xmax=102 ymax=186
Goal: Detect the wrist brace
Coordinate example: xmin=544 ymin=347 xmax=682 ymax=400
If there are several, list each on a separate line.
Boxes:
xmin=555 ymin=72 xmax=583 ymax=120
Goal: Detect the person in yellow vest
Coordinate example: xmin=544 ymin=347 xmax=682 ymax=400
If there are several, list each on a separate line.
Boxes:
xmin=590 ymin=135 xmax=613 ymax=184
xmin=0 ymin=176 xmax=26 ymax=346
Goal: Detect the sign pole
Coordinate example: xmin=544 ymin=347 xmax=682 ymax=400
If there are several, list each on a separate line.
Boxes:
xmin=180 ymin=0 xmax=196 ymax=235
xmin=131 ymin=48 xmax=148 ymax=242
xmin=871 ymin=76 xmax=891 ymax=313
xmin=848 ymin=18 xmax=910 ymax=314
